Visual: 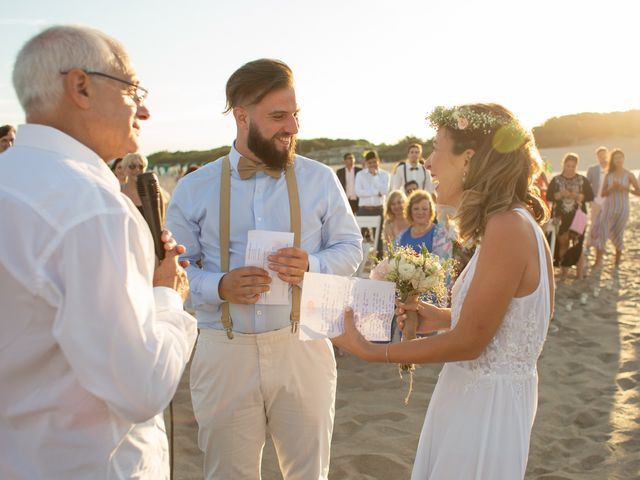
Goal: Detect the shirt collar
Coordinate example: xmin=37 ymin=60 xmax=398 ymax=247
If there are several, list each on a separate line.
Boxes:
xmin=14 ymin=124 xmax=120 ymax=191
xmin=229 ymin=142 xmax=243 ymax=172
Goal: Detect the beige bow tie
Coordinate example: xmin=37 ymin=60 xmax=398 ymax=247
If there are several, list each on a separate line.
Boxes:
xmin=237 ymin=156 xmax=282 ymax=180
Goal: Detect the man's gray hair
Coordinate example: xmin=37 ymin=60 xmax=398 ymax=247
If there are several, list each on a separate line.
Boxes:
xmin=13 ymin=25 xmax=131 ymax=115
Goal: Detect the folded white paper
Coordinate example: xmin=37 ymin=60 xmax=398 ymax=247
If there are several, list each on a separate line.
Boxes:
xmin=245 ymin=230 xmax=294 ymax=305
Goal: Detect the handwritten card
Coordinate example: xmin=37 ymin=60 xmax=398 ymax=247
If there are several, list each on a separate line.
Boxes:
xmin=245 ymin=230 xmax=294 ymax=305
xmin=299 ymin=272 xmax=395 ymax=341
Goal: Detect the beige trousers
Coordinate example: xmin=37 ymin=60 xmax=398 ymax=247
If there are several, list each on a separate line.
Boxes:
xmin=190 ymin=327 xmax=337 ymax=480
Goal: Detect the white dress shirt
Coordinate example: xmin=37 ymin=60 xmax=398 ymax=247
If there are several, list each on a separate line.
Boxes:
xmin=0 ymin=125 xmax=197 ymax=479
xmin=355 ymin=168 xmax=390 ymax=207
xmin=345 ymin=166 xmax=357 ymax=200
xmin=166 ymin=144 xmax=363 ymax=333
xmin=391 ymin=161 xmax=436 ymax=193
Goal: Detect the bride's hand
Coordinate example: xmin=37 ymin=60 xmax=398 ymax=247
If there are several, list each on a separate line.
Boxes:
xmin=395 ymin=299 xmax=440 ymax=333
xmin=331 ymin=308 xmax=373 ymax=360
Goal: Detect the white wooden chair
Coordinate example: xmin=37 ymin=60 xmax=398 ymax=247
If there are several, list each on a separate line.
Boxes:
xmin=354 ymin=215 xmax=382 ymax=277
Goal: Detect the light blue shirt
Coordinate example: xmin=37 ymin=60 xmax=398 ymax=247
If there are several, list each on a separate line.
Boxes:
xmin=166 ymin=145 xmax=363 ymax=333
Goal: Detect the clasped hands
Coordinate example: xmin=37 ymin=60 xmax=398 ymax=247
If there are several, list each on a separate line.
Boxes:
xmin=219 ymin=247 xmax=309 ymax=304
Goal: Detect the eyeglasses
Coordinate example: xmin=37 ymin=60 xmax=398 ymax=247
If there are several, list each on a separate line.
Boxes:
xmin=60 ymin=69 xmax=148 ymax=104
xmin=128 ymin=164 xmax=145 ymax=170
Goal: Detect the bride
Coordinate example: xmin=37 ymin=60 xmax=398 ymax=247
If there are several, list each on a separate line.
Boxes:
xmin=332 ymin=103 xmax=555 ymax=479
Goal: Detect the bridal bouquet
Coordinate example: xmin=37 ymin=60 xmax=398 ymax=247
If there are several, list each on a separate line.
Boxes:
xmin=371 ymin=244 xmax=453 ymax=401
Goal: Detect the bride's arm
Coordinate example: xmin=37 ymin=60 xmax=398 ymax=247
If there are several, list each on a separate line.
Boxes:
xmin=333 ymin=211 xmax=531 ymax=363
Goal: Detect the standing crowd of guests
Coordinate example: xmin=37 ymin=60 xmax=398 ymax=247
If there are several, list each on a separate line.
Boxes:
xmin=333 ymin=143 xmax=639 ymax=284
xmin=542 ymin=146 xmax=640 ymax=277
xmin=334 ymin=145 xmax=463 ymax=286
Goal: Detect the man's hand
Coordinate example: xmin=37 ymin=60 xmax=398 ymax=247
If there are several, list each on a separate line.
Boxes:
xmin=219 ymin=267 xmax=272 ymax=304
xmin=268 ymin=247 xmax=309 ymax=285
xmin=153 ymin=230 xmax=190 ymax=303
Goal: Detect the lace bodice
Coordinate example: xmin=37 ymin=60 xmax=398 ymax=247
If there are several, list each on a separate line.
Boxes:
xmin=449 ymin=209 xmax=550 ymax=384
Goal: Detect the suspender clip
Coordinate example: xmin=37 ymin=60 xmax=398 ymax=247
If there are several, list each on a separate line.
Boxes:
xmin=225 ymin=327 xmax=234 ymax=340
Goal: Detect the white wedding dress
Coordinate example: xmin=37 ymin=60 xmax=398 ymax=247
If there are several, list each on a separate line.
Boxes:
xmin=411 ymin=208 xmax=551 ymax=480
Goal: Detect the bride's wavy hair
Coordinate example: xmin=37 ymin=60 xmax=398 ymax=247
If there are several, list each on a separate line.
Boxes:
xmin=443 ymin=103 xmax=549 ymax=247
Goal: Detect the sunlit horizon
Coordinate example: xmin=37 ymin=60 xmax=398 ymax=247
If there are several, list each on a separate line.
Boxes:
xmin=1 ymin=0 xmax=638 ymax=155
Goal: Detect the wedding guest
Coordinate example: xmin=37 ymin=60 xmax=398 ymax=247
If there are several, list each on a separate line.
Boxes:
xmin=590 ymin=148 xmax=640 ymax=268
xmin=404 ymin=179 xmax=419 ymax=196
xmin=395 ymin=190 xmax=437 ymax=254
xmin=586 ymin=146 xmax=609 ymax=224
xmin=109 ymin=157 xmax=127 ymax=184
xmin=547 ymin=153 xmax=594 ymax=278
xmin=0 ymin=25 xmax=196 ymax=479
xmin=121 ymin=152 xmax=148 ymax=214
xmin=391 ymin=143 xmax=436 ymax=194
xmin=333 ymin=103 xmax=554 ymax=480
xmin=121 ymin=152 xmax=169 ymax=213
xmin=534 ymin=168 xmax=549 ymax=207
xmin=0 ymin=124 xmax=16 ymax=153
xmin=355 ymin=150 xmax=390 ymax=216
xmin=382 ymin=189 xmax=409 ymax=246
xmin=336 ymin=152 xmax=361 ymax=213
xmin=356 ymin=150 xmax=390 ymax=257
xmin=183 ymin=164 xmax=201 ymax=176
xmin=166 ymin=58 xmax=362 ymax=479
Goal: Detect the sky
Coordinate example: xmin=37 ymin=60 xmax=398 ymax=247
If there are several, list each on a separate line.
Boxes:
xmin=1 ymin=0 xmax=638 ymax=156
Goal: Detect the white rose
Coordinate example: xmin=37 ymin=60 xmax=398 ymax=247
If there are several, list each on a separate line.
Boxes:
xmin=419 ymin=275 xmax=439 ymax=291
xmin=398 ymin=260 xmax=416 ymax=281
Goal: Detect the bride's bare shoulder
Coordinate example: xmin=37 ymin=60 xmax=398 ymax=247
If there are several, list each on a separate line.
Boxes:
xmin=484 ymin=210 xmax=532 ymax=242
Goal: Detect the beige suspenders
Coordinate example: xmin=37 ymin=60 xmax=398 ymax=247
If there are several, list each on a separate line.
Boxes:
xmin=219 ymin=155 xmax=302 ymax=339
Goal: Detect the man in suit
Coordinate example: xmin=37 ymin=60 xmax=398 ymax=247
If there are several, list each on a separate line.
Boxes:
xmin=586 ymin=146 xmax=608 ymax=224
xmin=336 ymin=152 xmax=361 ymax=213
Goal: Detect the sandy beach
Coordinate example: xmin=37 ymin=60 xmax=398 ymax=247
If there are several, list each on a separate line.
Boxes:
xmin=169 ymin=196 xmax=639 ymax=480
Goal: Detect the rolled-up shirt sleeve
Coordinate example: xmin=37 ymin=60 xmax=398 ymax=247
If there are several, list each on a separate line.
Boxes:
xmin=50 ymin=211 xmax=197 ymax=424
xmin=309 ymin=173 xmax=363 ymax=276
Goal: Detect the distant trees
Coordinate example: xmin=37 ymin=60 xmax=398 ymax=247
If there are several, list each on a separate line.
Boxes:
xmin=148 ymin=146 xmax=231 ymax=167
xmin=376 ymin=135 xmax=433 ymax=162
xmin=533 ymin=110 xmax=640 ymax=148
xmin=296 ymin=138 xmax=370 ymax=156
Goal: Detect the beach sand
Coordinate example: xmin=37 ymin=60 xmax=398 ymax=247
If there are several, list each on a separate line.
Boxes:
xmin=170 ymin=196 xmax=640 ymax=479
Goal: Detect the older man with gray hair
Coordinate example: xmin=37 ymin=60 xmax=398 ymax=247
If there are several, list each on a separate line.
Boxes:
xmin=0 ymin=25 xmax=197 ymax=479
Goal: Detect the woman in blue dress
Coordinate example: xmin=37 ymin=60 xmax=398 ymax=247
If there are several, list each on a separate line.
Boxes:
xmin=396 ymin=190 xmax=437 ymax=253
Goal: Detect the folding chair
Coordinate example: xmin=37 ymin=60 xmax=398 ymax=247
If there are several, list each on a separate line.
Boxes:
xmin=354 ymin=215 xmax=382 ymax=277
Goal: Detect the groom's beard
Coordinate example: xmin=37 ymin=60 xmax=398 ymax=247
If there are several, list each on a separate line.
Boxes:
xmin=247 ymin=123 xmax=296 ymax=170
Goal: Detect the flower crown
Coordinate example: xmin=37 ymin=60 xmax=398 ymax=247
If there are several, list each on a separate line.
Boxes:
xmin=427 ymin=105 xmax=515 ymax=135
xmin=427 ymin=105 xmax=531 ymax=154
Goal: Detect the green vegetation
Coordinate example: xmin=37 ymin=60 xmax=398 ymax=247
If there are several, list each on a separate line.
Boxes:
xmin=533 ymin=110 xmax=640 ymax=148
xmin=148 ymin=146 xmax=231 ymax=167
xmin=147 ymin=110 xmax=640 ymax=167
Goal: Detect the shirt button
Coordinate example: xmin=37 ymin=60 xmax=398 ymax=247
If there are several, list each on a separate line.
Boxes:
xmin=257 ymin=217 xmax=262 ymax=222
xmin=256 ymin=310 xmax=262 ymax=316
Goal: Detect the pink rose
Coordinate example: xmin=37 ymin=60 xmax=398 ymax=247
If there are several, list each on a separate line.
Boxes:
xmin=370 ymin=258 xmax=391 ymax=281
xmin=457 ymin=116 xmax=469 ymax=130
